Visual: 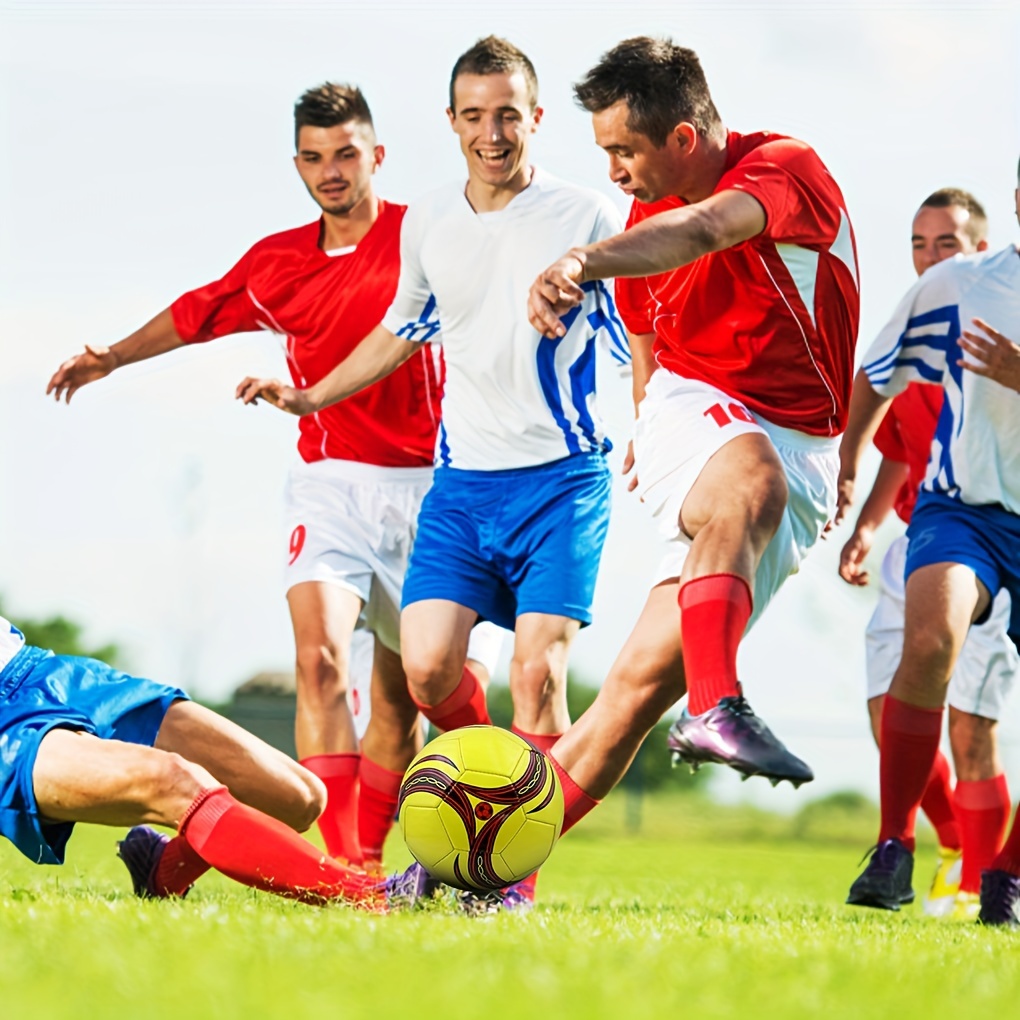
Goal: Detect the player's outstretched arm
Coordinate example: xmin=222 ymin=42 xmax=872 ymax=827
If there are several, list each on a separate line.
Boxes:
xmin=236 ymin=324 xmax=416 ymax=416
xmin=46 ymin=308 xmax=185 ymax=404
xmin=528 ymin=191 xmax=765 ymax=338
xmin=959 ymin=317 xmax=1020 ymax=393
xmin=835 ymin=371 xmax=894 ymax=526
xmin=838 ymin=457 xmax=908 ymax=586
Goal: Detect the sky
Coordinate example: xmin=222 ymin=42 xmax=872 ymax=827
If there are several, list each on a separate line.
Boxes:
xmin=1 ymin=0 xmax=1019 ymax=805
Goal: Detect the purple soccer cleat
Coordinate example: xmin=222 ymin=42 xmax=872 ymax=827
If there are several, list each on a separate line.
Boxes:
xmin=978 ymin=869 xmax=1020 ymax=927
xmin=384 ymin=862 xmax=442 ymax=910
xmin=116 ymin=825 xmax=183 ymax=899
xmin=458 ymin=876 xmax=536 ymax=916
xmin=666 ymin=695 xmax=814 ymax=788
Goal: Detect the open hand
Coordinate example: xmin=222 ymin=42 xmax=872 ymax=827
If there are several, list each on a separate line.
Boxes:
xmin=958 ymin=317 xmax=1020 ymax=393
xmin=46 ymin=344 xmax=117 ymax=403
xmin=235 ymin=376 xmax=314 ymax=416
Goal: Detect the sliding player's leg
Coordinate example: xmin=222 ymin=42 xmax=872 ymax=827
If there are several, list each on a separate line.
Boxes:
xmin=848 ymin=561 xmax=988 ymax=910
xmin=358 ymin=639 xmax=421 ymax=865
xmin=33 ymin=730 xmax=380 ymax=907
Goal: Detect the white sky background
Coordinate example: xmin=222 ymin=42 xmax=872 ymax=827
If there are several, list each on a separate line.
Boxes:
xmin=2 ymin=0 xmax=1019 ymax=804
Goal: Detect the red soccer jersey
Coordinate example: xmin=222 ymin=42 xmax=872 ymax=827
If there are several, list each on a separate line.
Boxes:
xmin=872 ymin=382 xmax=944 ymax=523
xmin=616 ymin=130 xmax=860 ymax=436
xmin=170 ymin=201 xmax=441 ymax=467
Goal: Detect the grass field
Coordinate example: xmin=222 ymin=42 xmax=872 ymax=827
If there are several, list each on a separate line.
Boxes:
xmin=1 ymin=791 xmax=1016 ymax=1020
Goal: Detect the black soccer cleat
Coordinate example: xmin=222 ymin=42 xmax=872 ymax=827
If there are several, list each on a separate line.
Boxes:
xmin=978 ymin=869 xmax=1020 ymax=927
xmin=846 ymin=839 xmax=915 ymax=911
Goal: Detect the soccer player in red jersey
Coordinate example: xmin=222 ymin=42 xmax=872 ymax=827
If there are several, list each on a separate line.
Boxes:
xmin=838 ymin=189 xmax=1017 ymax=919
xmin=527 ymin=37 xmax=859 ymax=826
xmin=0 ymin=610 xmax=420 ymax=909
xmin=45 ymin=84 xmax=499 ymax=869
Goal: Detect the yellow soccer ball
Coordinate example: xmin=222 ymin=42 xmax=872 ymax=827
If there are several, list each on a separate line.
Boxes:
xmin=398 ymin=726 xmax=564 ymax=891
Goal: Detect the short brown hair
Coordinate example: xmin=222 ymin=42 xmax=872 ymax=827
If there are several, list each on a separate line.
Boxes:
xmin=919 ymin=187 xmax=988 ymax=245
xmin=293 ymin=83 xmax=374 ymax=149
xmin=449 ymin=36 xmax=539 ymax=111
xmin=574 ymin=37 xmax=722 ymax=147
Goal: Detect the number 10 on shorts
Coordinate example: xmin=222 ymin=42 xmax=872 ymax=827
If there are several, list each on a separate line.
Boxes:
xmin=703 ymin=402 xmax=756 ymax=428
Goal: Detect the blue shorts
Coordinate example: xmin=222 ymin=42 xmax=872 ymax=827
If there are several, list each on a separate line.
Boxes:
xmin=402 ymin=453 xmax=612 ymax=631
xmin=0 ymin=646 xmax=188 ymax=865
xmin=906 ymin=492 xmax=1020 ymax=642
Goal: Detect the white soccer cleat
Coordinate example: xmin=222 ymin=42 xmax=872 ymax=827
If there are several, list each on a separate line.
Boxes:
xmin=921 ymin=845 xmax=963 ymax=917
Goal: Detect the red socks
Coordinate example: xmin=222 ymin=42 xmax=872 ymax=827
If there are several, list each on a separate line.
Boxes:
xmin=956 ymin=774 xmax=1011 ymax=892
xmin=549 ymin=754 xmax=599 ymax=835
xmin=413 ymin=665 xmax=491 ymax=731
xmin=299 ymin=753 xmax=363 ymax=864
xmin=358 ymin=756 xmax=404 ymax=863
xmin=878 ymin=696 xmax=944 ymax=852
xmin=919 ymin=751 xmax=961 ymax=851
xmin=179 ymin=786 xmax=381 ymax=907
xmin=679 ymin=574 xmax=753 ymax=716
xmin=153 ymin=835 xmax=210 ymax=896
xmin=991 ymin=802 xmax=1020 ymax=876
xmin=511 ymin=727 xmax=561 ymax=756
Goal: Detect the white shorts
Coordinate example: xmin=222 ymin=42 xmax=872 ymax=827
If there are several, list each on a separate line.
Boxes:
xmin=634 ymin=371 xmax=839 ymax=629
xmin=346 ymin=623 xmax=507 ymax=741
xmin=283 ymin=458 xmax=434 ymax=653
xmin=866 ymin=535 xmax=1019 ymax=718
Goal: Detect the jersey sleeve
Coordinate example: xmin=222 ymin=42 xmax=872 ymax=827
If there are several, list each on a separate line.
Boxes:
xmin=170 ymin=245 xmax=261 ymax=344
xmin=715 ymin=139 xmax=842 ymax=246
xmin=861 ymin=261 xmax=964 ymax=398
xmin=585 ymin=198 xmax=630 ymax=368
xmin=381 ymin=204 xmax=442 ymax=345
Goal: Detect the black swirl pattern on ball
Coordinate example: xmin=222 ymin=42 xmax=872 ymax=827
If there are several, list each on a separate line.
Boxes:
xmin=402 ymin=749 xmax=555 ymax=890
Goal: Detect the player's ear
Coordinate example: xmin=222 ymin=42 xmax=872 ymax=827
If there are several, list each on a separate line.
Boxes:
xmin=373 ymin=144 xmax=386 ymax=172
xmin=531 ymin=105 xmax=544 ymax=130
xmin=672 ymin=122 xmax=697 ymax=154
xmin=446 ymin=106 xmax=456 ymax=130
xmin=977 ymin=238 xmax=989 ymax=252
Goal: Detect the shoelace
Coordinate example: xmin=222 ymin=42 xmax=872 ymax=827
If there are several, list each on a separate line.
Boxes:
xmin=855 ymin=841 xmax=902 ymax=873
xmin=719 ymin=696 xmax=755 ymax=716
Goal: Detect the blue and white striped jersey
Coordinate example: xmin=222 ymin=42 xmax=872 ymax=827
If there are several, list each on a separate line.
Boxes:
xmin=381 ymin=168 xmax=628 ymax=470
xmin=862 ymin=245 xmax=1020 ymax=512
xmin=0 ymin=616 xmax=26 ymax=672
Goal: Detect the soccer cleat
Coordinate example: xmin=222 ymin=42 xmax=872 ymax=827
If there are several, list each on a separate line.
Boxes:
xmin=458 ymin=876 xmax=536 ymax=915
xmin=921 ymin=845 xmax=963 ymax=917
xmin=951 ymin=891 xmax=980 ymax=922
xmin=384 ymin=862 xmax=441 ymax=910
xmin=666 ymin=696 xmax=814 ymax=787
xmin=978 ymin=869 xmax=1020 ymax=927
xmin=846 ymin=839 xmax=915 ymax=910
xmin=116 ymin=825 xmax=183 ymax=899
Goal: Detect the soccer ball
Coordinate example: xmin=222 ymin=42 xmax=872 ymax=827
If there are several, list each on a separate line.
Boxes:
xmin=398 ymin=726 xmax=564 ymax=891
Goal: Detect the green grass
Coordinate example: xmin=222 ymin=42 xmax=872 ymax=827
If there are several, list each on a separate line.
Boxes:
xmin=0 ymin=793 xmax=1014 ymax=1020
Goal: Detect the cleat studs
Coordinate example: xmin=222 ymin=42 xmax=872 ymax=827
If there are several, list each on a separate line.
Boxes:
xmin=689 ymin=762 xmax=700 ymax=774
xmin=740 ymin=773 xmax=750 ymax=782
xmin=671 ymin=752 xmax=680 ymax=768
xmin=769 ymin=778 xmax=779 ymax=788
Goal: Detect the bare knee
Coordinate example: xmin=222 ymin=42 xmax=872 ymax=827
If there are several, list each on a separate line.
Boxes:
xmin=403 ymin=652 xmax=461 ymax=706
xmin=898 ymin=625 xmax=956 ymax=699
xmin=281 ymin=765 xmax=327 ymax=832
xmin=295 ymin=642 xmax=347 ymax=703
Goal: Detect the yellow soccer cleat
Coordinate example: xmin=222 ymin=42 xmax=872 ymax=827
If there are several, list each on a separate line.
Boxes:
xmin=921 ymin=846 xmax=963 ymax=917
xmin=951 ymin=891 xmax=981 ymax=921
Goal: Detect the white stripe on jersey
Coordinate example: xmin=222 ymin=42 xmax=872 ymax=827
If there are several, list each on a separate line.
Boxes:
xmin=862 ymin=245 xmax=1020 ymax=512
xmin=0 ymin=616 xmax=26 ymax=672
xmin=382 ymin=168 xmax=628 ymax=470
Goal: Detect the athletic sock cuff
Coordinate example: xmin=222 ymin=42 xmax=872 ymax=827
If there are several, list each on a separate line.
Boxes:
xmin=300 ymin=753 xmax=361 ymax=779
xmin=511 ymin=727 xmax=562 ymax=756
xmin=883 ymin=695 xmax=943 ymax=736
xmin=359 ymin=756 xmax=404 ymax=796
xmin=955 ymin=774 xmax=1009 ymax=811
xmin=678 ymin=573 xmax=753 ymax=611
xmin=178 ymin=786 xmax=232 ymax=849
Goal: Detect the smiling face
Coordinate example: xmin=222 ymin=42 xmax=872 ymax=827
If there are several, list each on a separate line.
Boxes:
xmin=447 ymin=71 xmax=541 ymax=192
xmin=910 ymin=204 xmax=984 ymax=276
xmin=293 ymin=120 xmax=383 ymax=217
xmin=591 ymin=99 xmax=698 ymax=205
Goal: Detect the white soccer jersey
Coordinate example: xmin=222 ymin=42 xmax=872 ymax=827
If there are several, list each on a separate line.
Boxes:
xmin=381 ymin=168 xmax=628 ymax=470
xmin=862 ymin=245 xmax=1020 ymax=512
xmin=0 ymin=616 xmax=26 ymax=672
